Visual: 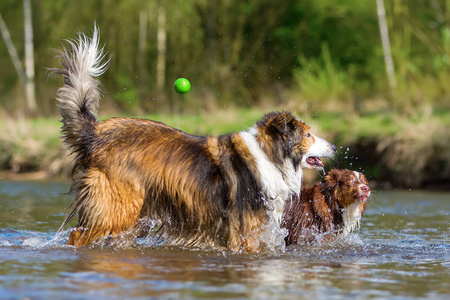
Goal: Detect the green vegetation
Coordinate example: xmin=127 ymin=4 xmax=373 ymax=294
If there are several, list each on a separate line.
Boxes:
xmin=1 ymin=0 xmax=450 ymax=115
xmin=311 ymin=106 xmax=450 ymax=188
xmin=0 ymin=1 xmax=449 ymax=188
xmin=1 ymin=106 xmax=449 ymax=188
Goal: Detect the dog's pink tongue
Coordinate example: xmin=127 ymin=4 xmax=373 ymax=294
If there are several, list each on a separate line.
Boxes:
xmin=306 ymin=156 xmax=324 ymax=168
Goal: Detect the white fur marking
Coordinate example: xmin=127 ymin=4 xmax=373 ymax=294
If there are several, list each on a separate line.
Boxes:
xmin=57 ymin=25 xmax=109 ymax=120
xmin=342 ymin=202 xmax=362 ymax=234
xmin=300 ymin=134 xmax=335 ymax=168
xmin=68 ymin=25 xmax=109 ymax=77
xmin=353 ymin=171 xmax=361 ymax=182
xmin=239 ymin=127 xmax=302 ymax=224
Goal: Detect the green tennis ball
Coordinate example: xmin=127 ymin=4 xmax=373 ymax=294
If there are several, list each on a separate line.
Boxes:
xmin=174 ymin=78 xmax=191 ymax=94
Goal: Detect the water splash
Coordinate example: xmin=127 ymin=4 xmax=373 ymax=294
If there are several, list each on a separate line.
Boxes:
xmin=257 ymin=213 xmax=288 ymax=254
xmin=320 ymin=166 xmax=326 ymax=176
xmin=0 ymin=229 xmax=70 ymax=249
xmin=22 ymin=237 xmax=42 ymax=247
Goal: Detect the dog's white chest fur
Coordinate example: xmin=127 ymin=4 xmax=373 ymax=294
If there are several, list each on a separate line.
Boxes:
xmin=240 ymin=128 xmax=302 ymax=224
xmin=342 ymin=202 xmax=362 ymax=234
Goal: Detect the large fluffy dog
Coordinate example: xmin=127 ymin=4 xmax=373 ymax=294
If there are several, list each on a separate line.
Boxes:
xmin=282 ymin=169 xmax=370 ymax=245
xmin=53 ymin=27 xmax=336 ymax=252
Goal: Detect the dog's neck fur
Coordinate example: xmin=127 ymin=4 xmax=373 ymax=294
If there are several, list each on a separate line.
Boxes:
xmin=320 ymin=183 xmax=362 ymax=235
xmin=342 ymin=202 xmax=362 ymax=234
xmin=240 ymin=127 xmax=302 ymax=224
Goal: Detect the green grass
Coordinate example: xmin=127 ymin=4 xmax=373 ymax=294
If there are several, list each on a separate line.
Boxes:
xmin=1 ymin=107 xmax=449 ymax=187
xmin=2 ymin=106 xmax=448 ymax=153
xmin=102 ymin=107 xmax=266 ymax=136
xmin=307 ymin=108 xmax=450 ymax=145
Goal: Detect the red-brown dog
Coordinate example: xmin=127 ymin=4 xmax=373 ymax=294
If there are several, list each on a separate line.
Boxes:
xmin=282 ymin=169 xmax=370 ymax=245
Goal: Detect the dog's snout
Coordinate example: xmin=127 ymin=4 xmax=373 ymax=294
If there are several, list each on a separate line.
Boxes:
xmin=361 ymin=185 xmax=370 ymax=194
xmin=329 ymin=143 xmax=337 ymax=152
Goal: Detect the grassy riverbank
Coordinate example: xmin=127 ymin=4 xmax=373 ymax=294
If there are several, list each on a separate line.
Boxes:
xmin=1 ymin=106 xmax=449 ymax=189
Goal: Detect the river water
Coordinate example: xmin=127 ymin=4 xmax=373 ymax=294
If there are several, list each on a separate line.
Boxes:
xmin=0 ymin=180 xmax=448 ymax=299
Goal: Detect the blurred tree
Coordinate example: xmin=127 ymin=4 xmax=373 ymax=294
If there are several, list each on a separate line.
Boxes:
xmin=0 ymin=0 xmax=449 ymax=115
xmin=0 ymin=0 xmax=36 ymax=115
xmin=23 ymin=0 xmax=36 ymax=114
xmin=0 ymin=13 xmax=26 ymax=99
xmin=377 ymin=0 xmax=397 ymax=91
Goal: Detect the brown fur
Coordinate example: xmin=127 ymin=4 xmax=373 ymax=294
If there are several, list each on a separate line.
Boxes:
xmin=53 ymin=28 xmax=336 ymax=252
xmin=62 ymin=115 xmax=317 ymax=251
xmin=282 ymin=169 xmax=370 ymax=245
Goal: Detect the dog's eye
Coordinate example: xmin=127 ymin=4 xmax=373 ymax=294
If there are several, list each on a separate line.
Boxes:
xmin=305 ymin=132 xmax=311 ymax=138
xmin=347 ymin=179 xmax=354 ymax=185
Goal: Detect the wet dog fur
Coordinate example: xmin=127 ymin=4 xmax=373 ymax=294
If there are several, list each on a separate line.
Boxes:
xmin=282 ymin=169 xmax=370 ymax=245
xmin=52 ymin=27 xmax=336 ymax=252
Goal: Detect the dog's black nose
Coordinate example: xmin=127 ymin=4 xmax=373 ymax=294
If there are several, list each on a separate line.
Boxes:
xmin=330 ymin=143 xmax=337 ymax=152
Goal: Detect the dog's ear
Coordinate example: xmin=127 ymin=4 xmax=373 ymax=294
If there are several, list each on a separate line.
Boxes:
xmin=270 ymin=113 xmax=289 ymax=134
xmin=269 ymin=112 xmax=301 ymax=135
xmin=323 ymin=169 xmax=340 ymax=190
xmin=322 ymin=169 xmax=342 ymax=210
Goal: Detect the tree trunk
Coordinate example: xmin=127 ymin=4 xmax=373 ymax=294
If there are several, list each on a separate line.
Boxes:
xmin=376 ymin=0 xmax=397 ymax=91
xmin=156 ymin=4 xmax=169 ymax=111
xmin=24 ymin=0 xmax=36 ymax=113
xmin=156 ymin=5 xmax=166 ymax=93
xmin=138 ymin=9 xmax=147 ymax=74
xmin=0 ymin=14 xmax=26 ymax=87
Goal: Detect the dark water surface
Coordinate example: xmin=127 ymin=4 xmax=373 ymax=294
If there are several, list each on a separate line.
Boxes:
xmin=0 ymin=181 xmax=448 ymax=299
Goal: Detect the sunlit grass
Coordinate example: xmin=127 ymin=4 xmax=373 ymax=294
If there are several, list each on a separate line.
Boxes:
xmin=2 ymin=106 xmax=448 ymax=149
xmin=102 ymin=107 xmax=266 ymax=136
xmin=1 ymin=106 xmax=449 ymax=187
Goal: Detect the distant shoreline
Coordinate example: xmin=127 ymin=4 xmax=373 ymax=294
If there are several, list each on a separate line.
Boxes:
xmin=1 ymin=107 xmax=449 ymax=190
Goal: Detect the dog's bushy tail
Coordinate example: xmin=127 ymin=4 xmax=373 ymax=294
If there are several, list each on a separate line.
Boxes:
xmin=52 ymin=25 xmax=108 ymax=153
